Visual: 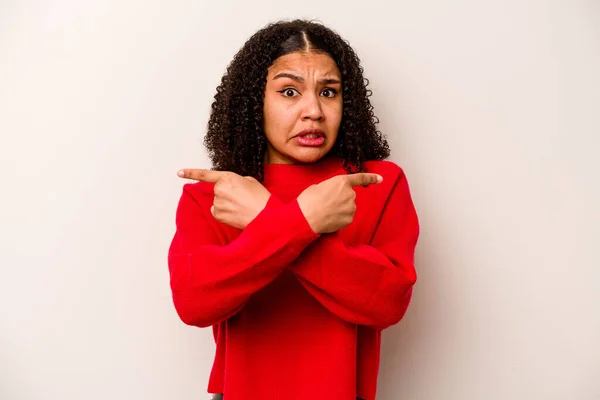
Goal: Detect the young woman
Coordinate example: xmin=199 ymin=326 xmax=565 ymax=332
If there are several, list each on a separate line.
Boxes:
xmin=168 ymin=19 xmax=419 ymax=400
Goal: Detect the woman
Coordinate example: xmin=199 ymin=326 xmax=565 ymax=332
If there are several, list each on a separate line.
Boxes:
xmin=168 ymin=19 xmax=419 ymax=400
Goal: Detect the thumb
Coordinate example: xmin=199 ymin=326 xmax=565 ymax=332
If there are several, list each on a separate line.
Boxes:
xmin=346 ymin=173 xmax=383 ymax=187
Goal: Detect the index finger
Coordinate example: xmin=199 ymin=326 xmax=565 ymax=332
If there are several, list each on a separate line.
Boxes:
xmin=177 ymin=169 xmax=229 ymax=183
xmin=345 ymin=173 xmax=383 ymax=187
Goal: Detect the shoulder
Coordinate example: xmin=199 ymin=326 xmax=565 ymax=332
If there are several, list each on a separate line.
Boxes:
xmin=361 ymin=160 xmax=415 ymax=205
xmin=180 ymin=181 xmax=215 ymax=205
xmin=363 ymin=160 xmax=406 ymax=183
xmin=175 ymin=182 xmax=217 ymax=227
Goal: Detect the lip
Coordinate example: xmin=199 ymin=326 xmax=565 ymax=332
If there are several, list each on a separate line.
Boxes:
xmin=295 ymin=129 xmax=326 ymax=139
xmin=294 ymin=129 xmax=326 ymax=147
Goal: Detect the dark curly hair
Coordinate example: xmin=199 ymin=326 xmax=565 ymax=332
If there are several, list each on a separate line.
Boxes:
xmin=204 ymin=19 xmax=390 ymax=181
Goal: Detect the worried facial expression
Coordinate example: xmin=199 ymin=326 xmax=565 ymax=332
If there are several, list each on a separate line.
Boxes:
xmin=263 ymin=52 xmax=343 ymax=164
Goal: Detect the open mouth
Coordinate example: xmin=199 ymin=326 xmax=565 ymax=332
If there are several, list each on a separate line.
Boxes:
xmin=295 ymin=130 xmax=326 ymax=147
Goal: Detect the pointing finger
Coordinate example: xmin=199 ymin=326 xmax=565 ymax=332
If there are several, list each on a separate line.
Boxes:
xmin=346 ymin=173 xmax=383 ymax=187
xmin=177 ymin=169 xmax=229 ymax=183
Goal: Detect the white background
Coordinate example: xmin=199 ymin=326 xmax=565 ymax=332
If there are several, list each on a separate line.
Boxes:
xmin=1 ymin=0 xmax=599 ymax=399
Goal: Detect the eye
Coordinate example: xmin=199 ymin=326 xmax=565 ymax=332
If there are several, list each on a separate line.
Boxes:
xmin=277 ymin=88 xmax=300 ymax=97
xmin=321 ymin=88 xmax=338 ymax=98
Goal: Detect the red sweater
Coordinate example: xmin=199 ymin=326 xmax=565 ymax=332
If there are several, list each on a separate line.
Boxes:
xmin=168 ymin=157 xmax=419 ymax=400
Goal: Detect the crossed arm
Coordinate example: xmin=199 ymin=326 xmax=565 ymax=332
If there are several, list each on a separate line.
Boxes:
xmin=168 ymin=168 xmax=418 ymax=330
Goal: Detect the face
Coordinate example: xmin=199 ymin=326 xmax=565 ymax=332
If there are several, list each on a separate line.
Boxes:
xmin=263 ymin=51 xmax=343 ymax=164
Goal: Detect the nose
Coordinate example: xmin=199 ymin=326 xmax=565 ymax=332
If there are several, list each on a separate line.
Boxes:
xmin=301 ymin=92 xmax=324 ymax=121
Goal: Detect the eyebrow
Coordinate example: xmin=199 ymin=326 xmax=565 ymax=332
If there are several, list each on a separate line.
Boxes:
xmin=272 ymin=73 xmax=341 ymax=85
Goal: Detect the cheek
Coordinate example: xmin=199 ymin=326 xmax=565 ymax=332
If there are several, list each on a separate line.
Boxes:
xmin=263 ymin=99 xmax=281 ymax=132
xmin=327 ymin=103 xmax=343 ymax=126
xmin=326 ymin=104 xmax=342 ymax=145
xmin=264 ymin=106 xmax=292 ymax=146
xmin=265 ymin=102 xmax=295 ymax=131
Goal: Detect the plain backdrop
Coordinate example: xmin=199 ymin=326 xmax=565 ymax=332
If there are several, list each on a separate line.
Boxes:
xmin=1 ymin=0 xmax=599 ymax=399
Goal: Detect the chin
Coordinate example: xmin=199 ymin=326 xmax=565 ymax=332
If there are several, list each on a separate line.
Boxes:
xmin=290 ymin=149 xmax=330 ymax=164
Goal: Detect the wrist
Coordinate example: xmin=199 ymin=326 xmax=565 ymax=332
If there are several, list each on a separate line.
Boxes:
xmin=297 ymin=203 xmax=321 ymax=234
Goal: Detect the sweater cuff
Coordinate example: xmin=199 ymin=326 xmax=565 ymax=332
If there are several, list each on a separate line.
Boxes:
xmin=247 ymin=196 xmax=319 ymax=250
xmin=265 ymin=193 xmax=285 ymax=208
xmin=287 ymin=199 xmax=320 ymax=242
xmin=263 ymin=193 xmax=317 ymax=239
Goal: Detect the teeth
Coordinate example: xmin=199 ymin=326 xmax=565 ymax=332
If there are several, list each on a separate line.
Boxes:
xmin=304 ymin=134 xmax=319 ymax=138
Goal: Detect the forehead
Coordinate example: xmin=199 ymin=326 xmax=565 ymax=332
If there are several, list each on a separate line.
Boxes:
xmin=267 ymin=52 xmax=340 ymax=77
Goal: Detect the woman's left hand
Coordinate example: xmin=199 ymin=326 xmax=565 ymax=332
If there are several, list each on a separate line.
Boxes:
xmin=178 ymin=169 xmax=271 ymax=229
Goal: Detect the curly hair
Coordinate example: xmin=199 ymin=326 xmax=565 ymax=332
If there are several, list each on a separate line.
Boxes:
xmin=204 ymin=19 xmax=390 ymax=181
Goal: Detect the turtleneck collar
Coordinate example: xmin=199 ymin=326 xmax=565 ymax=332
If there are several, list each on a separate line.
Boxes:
xmin=262 ymin=156 xmax=346 ymax=186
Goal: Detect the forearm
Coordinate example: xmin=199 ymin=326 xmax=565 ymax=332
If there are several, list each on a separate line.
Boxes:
xmin=168 ymin=189 xmax=318 ymax=327
xmin=291 ymin=232 xmax=417 ymax=329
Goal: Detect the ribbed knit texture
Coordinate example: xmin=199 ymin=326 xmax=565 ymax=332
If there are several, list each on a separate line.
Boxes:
xmin=168 ymin=156 xmax=419 ymax=400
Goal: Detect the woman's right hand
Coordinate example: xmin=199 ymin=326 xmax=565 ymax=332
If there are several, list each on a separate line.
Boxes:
xmin=177 ymin=168 xmax=271 ymax=230
xmin=297 ymin=173 xmax=383 ymax=234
